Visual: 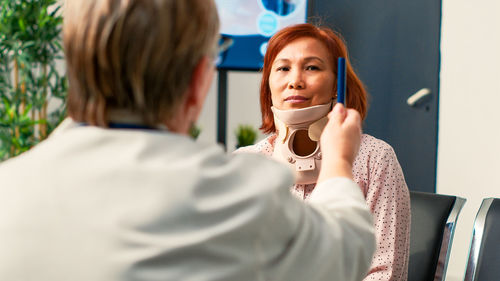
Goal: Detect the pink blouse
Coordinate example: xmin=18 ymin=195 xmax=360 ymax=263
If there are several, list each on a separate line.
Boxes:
xmin=236 ymin=134 xmax=411 ymax=281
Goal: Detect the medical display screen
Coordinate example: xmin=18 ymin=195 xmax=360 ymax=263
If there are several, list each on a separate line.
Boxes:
xmin=215 ymin=0 xmax=309 ymax=71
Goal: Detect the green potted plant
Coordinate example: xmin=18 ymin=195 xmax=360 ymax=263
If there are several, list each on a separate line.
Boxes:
xmin=0 ymin=0 xmax=66 ymax=161
xmin=235 ymin=124 xmax=257 ymax=149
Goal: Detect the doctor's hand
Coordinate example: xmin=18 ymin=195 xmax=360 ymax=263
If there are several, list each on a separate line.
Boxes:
xmin=317 ymin=103 xmax=362 ymax=183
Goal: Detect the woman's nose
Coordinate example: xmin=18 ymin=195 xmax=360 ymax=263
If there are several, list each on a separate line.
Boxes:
xmin=288 ymin=70 xmax=305 ymax=89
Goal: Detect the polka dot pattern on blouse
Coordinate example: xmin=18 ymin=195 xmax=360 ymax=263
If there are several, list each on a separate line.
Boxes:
xmin=236 ymin=133 xmax=411 ymax=281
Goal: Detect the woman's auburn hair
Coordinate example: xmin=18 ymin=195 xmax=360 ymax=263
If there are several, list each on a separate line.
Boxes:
xmin=259 ymin=23 xmax=369 ymax=134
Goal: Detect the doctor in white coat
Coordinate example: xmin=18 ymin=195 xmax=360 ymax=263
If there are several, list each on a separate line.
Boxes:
xmin=0 ymin=0 xmax=375 ymax=280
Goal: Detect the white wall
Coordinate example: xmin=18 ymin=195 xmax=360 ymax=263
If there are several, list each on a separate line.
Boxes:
xmin=438 ymin=0 xmax=500 ymax=280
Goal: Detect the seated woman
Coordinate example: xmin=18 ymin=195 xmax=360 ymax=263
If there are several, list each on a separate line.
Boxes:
xmin=237 ymin=23 xmax=411 ymax=281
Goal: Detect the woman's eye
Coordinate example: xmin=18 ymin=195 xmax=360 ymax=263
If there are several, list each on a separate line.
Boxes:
xmin=306 ymin=65 xmax=320 ymax=71
xmin=276 ymin=66 xmax=290 ymax=71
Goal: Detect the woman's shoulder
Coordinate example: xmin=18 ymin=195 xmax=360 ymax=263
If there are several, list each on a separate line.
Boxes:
xmin=360 ymin=133 xmax=395 ymax=154
xmin=234 ymin=134 xmax=276 ymax=156
xmin=355 ymin=135 xmax=408 ymax=196
xmin=355 ymin=134 xmax=400 ymax=171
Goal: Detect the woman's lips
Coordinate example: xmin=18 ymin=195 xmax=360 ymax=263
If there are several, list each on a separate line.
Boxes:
xmin=285 ymin=95 xmax=309 ymax=103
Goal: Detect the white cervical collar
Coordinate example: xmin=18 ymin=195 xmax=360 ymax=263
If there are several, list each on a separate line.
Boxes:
xmin=271 ymin=102 xmax=331 ymax=184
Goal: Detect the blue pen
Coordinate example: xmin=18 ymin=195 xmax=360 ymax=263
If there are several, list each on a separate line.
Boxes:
xmin=337 ymin=57 xmax=346 ymax=106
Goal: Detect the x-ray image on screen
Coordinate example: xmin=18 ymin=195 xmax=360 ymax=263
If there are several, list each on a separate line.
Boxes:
xmin=215 ymin=0 xmax=308 ymax=70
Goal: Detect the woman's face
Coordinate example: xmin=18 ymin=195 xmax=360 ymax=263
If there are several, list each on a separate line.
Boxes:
xmin=269 ymin=37 xmax=335 ymax=110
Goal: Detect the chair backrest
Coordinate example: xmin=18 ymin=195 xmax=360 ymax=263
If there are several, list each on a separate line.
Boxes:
xmin=408 ymin=191 xmax=466 ymax=281
xmin=464 ymin=198 xmax=500 ymax=281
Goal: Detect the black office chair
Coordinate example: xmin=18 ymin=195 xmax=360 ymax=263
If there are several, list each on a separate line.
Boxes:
xmin=464 ymin=198 xmax=500 ymax=281
xmin=408 ymin=191 xmax=466 ymax=281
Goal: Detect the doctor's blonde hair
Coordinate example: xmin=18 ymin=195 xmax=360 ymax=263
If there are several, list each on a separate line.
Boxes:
xmin=64 ymin=0 xmax=219 ymax=126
